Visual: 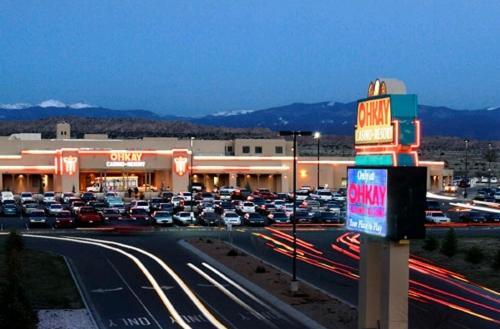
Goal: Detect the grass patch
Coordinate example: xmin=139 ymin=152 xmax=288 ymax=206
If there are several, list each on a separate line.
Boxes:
xmin=0 ymin=242 xmax=83 ymax=309
xmin=412 ymin=236 xmax=500 ymax=291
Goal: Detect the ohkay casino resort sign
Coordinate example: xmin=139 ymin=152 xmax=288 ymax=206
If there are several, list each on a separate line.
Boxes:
xmin=106 ymin=152 xmax=145 ymax=168
xmin=355 ymin=97 xmax=393 ymax=145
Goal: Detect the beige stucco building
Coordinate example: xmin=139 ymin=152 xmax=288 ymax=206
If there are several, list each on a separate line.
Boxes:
xmin=0 ymin=124 xmax=451 ymax=194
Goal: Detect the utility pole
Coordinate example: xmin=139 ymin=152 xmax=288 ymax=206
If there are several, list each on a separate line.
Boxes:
xmin=464 ymin=139 xmax=469 ymax=199
xmin=314 ymin=132 xmax=321 ymax=190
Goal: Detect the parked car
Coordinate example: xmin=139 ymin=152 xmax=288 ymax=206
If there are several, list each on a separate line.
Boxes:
xmin=268 ymin=211 xmax=289 ymax=224
xmin=459 ymin=211 xmax=487 ymax=223
xmin=240 ymin=202 xmax=256 ymax=213
xmin=292 ymin=209 xmax=314 ymax=223
xmin=20 ymin=192 xmax=34 ymax=203
xmin=22 ymin=201 xmax=39 ymax=215
xmin=313 ymin=211 xmax=341 ymax=223
xmin=199 ymin=212 xmax=222 ymax=226
xmin=425 ymin=211 xmax=451 ymax=223
xmin=221 ymin=212 xmax=241 ymax=226
xmin=426 ymin=200 xmax=442 ymax=211
xmin=47 ymin=203 xmax=64 ymax=216
xmin=159 ymin=203 xmax=174 ymax=213
xmin=76 ymin=206 xmax=103 ymax=225
xmin=149 ymin=198 xmax=163 ymax=211
xmin=160 ymin=191 xmax=174 ymax=202
xmin=130 ymin=200 xmax=150 ymax=212
xmin=2 ymin=203 xmax=18 ymax=216
xmin=129 ymin=208 xmax=151 ymax=223
xmin=100 ymin=208 xmax=123 ymax=221
xmin=60 ymin=192 xmax=74 ymax=204
xmin=485 ymin=213 xmax=500 ymax=223
xmin=152 ymin=211 xmax=173 ymax=225
xmin=243 ymin=212 xmax=266 ymax=226
xmin=80 ymin=192 xmax=96 ymax=203
xmin=70 ymin=200 xmax=86 ymax=214
xmin=173 ymin=212 xmax=195 ymax=225
xmin=42 ymin=191 xmax=56 ymax=203
xmin=1 ymin=191 xmax=15 ymax=203
xmin=53 ymin=211 xmax=74 ymax=228
xmin=27 ymin=209 xmax=48 ymax=227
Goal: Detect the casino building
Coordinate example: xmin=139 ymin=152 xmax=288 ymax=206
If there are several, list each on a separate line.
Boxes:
xmin=0 ymin=123 xmax=451 ymax=194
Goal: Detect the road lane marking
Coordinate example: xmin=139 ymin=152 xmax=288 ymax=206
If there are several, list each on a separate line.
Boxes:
xmin=187 ymin=263 xmax=266 ymax=321
xmin=91 ymin=287 xmax=123 ymax=293
xmin=68 ymin=236 xmax=228 ymax=329
xmin=23 ymin=234 xmax=189 ymax=329
xmin=201 ymin=262 xmax=273 ymax=310
xmin=141 ymin=285 xmax=174 ymax=291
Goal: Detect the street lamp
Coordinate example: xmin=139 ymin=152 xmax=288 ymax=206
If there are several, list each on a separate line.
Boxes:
xmin=314 ymin=132 xmax=321 ymax=190
xmin=488 ymin=143 xmax=492 ymax=189
xmin=279 ymin=130 xmax=312 ymax=293
xmin=464 ymin=139 xmax=469 ymax=199
xmin=190 ymin=137 xmax=195 ymax=207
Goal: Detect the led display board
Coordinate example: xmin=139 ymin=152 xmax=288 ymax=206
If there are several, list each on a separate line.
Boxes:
xmin=347 ymin=168 xmax=388 ymax=237
xmin=347 ymin=166 xmax=426 ymax=241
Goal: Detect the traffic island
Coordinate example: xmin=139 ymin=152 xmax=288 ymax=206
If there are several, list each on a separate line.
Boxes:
xmin=185 ymin=237 xmax=357 ymax=329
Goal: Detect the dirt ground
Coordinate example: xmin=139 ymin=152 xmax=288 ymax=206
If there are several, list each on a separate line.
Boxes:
xmin=188 ymin=237 xmax=357 ymax=329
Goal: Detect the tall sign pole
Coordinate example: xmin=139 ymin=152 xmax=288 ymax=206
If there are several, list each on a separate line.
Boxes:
xmin=350 ymin=79 xmax=426 ymax=329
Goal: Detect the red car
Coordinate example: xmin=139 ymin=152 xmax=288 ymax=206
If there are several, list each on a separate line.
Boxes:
xmin=54 ymin=210 xmax=74 ymax=229
xmin=76 ymin=206 xmax=103 ymax=226
xmin=129 ymin=207 xmax=151 ymax=224
xmin=255 ymin=188 xmax=276 ymax=200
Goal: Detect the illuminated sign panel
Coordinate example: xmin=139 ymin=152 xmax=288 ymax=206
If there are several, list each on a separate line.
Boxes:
xmin=62 ymin=156 xmax=78 ymax=175
xmin=174 ymin=156 xmax=188 ymax=176
xmin=106 ymin=152 xmax=145 ymax=168
xmin=355 ymin=97 xmax=393 ymax=145
xmin=347 ymin=168 xmax=388 ymax=237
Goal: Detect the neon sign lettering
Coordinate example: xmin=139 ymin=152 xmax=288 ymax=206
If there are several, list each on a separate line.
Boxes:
xmin=355 ymin=97 xmax=394 ymax=145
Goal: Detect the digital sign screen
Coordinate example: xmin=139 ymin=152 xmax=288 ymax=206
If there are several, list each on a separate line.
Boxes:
xmin=347 ymin=168 xmax=388 ymax=237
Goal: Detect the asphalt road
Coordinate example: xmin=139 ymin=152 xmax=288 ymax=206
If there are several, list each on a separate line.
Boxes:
xmin=5 ymin=223 xmax=499 ymax=329
xmin=23 ymin=232 xmax=304 ymax=329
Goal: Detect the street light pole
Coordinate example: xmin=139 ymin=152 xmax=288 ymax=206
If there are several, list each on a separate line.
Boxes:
xmin=488 ymin=143 xmax=492 ymax=189
xmin=279 ymin=130 xmax=312 ymax=293
xmin=464 ymin=139 xmax=469 ymax=199
xmin=190 ymin=137 xmax=195 ymax=208
xmin=314 ymin=132 xmax=321 ymax=190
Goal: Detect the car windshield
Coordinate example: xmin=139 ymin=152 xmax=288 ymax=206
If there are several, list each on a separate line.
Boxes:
xmin=243 ymin=202 xmax=253 ymax=207
xmin=31 ymin=212 xmax=45 ymax=217
xmin=131 ymin=208 xmax=147 ymax=214
xmin=274 ymin=213 xmax=287 ymax=218
xmin=225 ymin=213 xmax=238 ymax=217
xmin=136 ymin=201 xmax=148 ymax=206
xmin=80 ymin=208 xmax=97 ymax=214
xmin=155 ymin=212 xmax=171 ymax=217
xmin=21 ymin=193 xmax=32 ymax=197
xmin=179 ymin=213 xmax=190 ymax=217
xmin=44 ymin=193 xmax=55 ymax=197
xmin=51 ymin=204 xmax=62 ymax=209
xmin=248 ymin=213 xmax=262 ymax=218
xmin=104 ymin=209 xmax=120 ymax=214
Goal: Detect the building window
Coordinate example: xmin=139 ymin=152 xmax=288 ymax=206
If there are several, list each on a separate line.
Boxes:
xmin=227 ymin=146 xmax=233 ymax=153
xmin=242 ymin=146 xmax=250 ymax=154
xmin=255 ymin=146 xmax=262 ymax=154
xmin=275 ymin=146 xmax=283 ymax=154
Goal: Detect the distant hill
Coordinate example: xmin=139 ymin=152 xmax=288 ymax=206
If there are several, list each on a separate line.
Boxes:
xmin=1 ymin=100 xmax=498 ymax=140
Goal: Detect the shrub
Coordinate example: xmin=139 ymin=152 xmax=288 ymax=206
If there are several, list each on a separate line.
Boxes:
xmin=422 ymin=236 xmax=439 ymax=252
xmin=440 ymin=228 xmax=457 ymax=257
xmin=5 ymin=231 xmax=24 ymax=254
xmin=465 ymin=246 xmax=484 ymax=264
xmin=491 ymin=249 xmax=500 ymax=270
xmin=227 ymin=249 xmax=238 ymax=257
xmin=255 ymin=265 xmax=266 ymax=273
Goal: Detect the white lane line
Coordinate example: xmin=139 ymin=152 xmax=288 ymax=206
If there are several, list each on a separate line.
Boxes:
xmin=201 ymin=262 xmax=278 ymax=313
xmin=66 ymin=236 xmax=228 ymax=329
xmin=450 ymin=202 xmax=500 ymax=214
xmin=23 ymin=234 xmax=191 ymax=329
xmin=105 ymin=256 xmax=163 ymax=329
xmin=187 ymin=263 xmax=265 ymax=321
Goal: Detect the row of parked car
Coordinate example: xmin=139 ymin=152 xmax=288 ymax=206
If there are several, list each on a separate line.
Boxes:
xmin=425 ymin=199 xmax=500 ymax=223
xmin=0 ymin=186 xmax=348 ymax=228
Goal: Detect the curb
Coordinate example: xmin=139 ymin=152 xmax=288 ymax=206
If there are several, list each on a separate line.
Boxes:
xmin=63 ymin=256 xmax=102 ymax=329
xmin=179 ymin=239 xmax=328 ymax=329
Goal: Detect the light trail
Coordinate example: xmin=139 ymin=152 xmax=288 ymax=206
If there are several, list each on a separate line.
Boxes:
xmin=24 ymin=234 xmax=191 ymax=329
xmin=67 ymin=236 xmax=228 ymax=329
xmin=187 ymin=263 xmax=266 ymax=321
xmin=253 ymin=231 xmax=500 ymax=324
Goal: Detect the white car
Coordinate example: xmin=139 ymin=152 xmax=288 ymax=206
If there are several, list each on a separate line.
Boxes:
xmin=130 ymin=200 xmax=150 ymax=211
xmin=61 ymin=192 xmax=74 ymax=204
xmin=42 ymin=192 xmax=56 ymax=203
xmin=296 ymin=190 xmax=309 ymax=201
xmin=180 ymin=192 xmax=192 ymax=201
xmin=47 ymin=203 xmax=64 ymax=216
xmin=20 ymin=192 xmax=34 ymax=203
xmin=173 ymin=212 xmax=195 ymax=225
xmin=1 ymin=191 xmax=15 ymax=203
xmin=222 ymin=212 xmax=241 ymax=225
xmin=316 ymin=191 xmax=333 ymax=201
xmin=491 ymin=177 xmax=498 ymax=184
xmin=172 ymin=196 xmax=184 ymax=208
xmin=494 ymin=191 xmax=500 ymax=201
xmin=240 ymin=202 xmax=256 ymax=213
xmin=332 ymin=192 xmax=346 ymax=202
xmin=219 ymin=189 xmax=233 ymax=200
xmin=425 ymin=211 xmax=451 ymax=223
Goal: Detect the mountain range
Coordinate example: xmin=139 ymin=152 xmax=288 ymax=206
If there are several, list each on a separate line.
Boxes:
xmin=0 ymin=100 xmax=498 ymax=140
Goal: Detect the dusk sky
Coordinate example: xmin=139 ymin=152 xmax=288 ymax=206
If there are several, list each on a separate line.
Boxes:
xmin=1 ymin=1 xmax=499 ymax=115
